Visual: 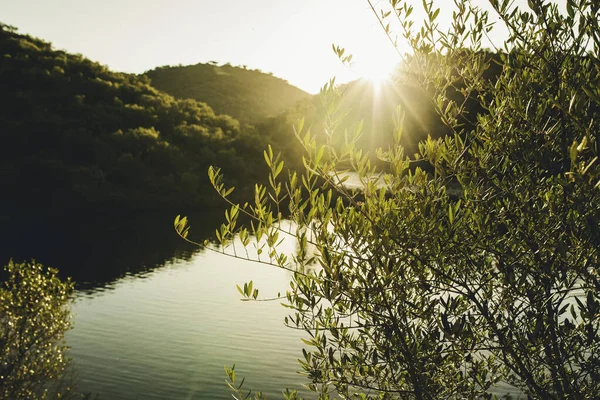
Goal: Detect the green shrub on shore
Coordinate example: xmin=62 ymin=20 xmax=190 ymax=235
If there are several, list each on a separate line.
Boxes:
xmin=1 ymin=260 xmax=74 ymax=400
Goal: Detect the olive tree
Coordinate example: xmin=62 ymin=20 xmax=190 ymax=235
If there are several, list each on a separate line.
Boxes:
xmin=0 ymin=260 xmax=74 ymax=400
xmin=176 ymin=0 xmax=600 ymax=398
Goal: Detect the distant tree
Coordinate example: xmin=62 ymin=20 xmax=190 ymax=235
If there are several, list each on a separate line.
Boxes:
xmin=0 ymin=22 xmax=17 ymax=32
xmin=0 ymin=260 xmax=74 ymax=400
xmin=177 ymin=0 xmax=600 ymax=399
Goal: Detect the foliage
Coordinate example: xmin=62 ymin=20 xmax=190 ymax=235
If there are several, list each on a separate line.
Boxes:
xmin=252 ymin=96 xmax=322 ymax=173
xmin=255 ymin=56 xmax=503 ymax=174
xmin=0 ymin=23 xmax=271 ymax=216
xmin=145 ymin=63 xmax=310 ymax=125
xmin=177 ymin=0 xmax=600 ymax=398
xmin=0 ymin=260 xmax=74 ymax=400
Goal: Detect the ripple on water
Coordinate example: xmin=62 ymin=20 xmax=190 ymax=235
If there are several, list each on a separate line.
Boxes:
xmin=67 ymin=244 xmax=310 ymax=400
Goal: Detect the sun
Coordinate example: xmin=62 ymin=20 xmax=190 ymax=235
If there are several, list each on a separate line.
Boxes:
xmin=355 ymin=57 xmax=397 ymax=86
xmin=354 ymin=53 xmax=398 ymax=85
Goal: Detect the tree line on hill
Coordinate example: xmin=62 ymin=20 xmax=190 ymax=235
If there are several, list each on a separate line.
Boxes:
xmin=145 ymin=62 xmax=310 ymax=125
xmin=0 ymin=23 xmax=274 ymax=217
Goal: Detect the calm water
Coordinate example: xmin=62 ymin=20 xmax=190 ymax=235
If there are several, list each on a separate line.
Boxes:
xmin=0 ymin=210 xmax=522 ymax=399
xmin=0 ymin=211 xmax=311 ymax=399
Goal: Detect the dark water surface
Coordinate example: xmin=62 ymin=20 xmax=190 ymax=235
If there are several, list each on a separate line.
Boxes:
xmin=0 ymin=211 xmax=310 ymax=399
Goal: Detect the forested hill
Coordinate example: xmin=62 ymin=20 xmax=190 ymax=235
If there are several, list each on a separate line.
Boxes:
xmin=0 ymin=23 xmax=269 ymax=217
xmin=144 ymin=63 xmax=310 ymax=125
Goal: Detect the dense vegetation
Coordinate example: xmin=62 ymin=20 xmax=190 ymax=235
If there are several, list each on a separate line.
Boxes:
xmin=0 ymin=23 xmax=271 ymax=216
xmin=178 ymin=0 xmax=600 ymax=398
xmin=0 ymin=260 xmax=73 ymax=400
xmin=0 ymin=21 xmax=496 ymax=221
xmin=145 ymin=63 xmax=310 ymax=125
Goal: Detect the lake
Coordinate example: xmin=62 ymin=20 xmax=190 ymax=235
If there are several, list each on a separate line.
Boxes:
xmin=0 ymin=209 xmax=522 ymax=399
xmin=0 ymin=211 xmax=311 ymax=399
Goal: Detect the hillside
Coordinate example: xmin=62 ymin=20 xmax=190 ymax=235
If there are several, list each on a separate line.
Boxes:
xmin=144 ymin=63 xmax=310 ymax=125
xmin=0 ymin=23 xmax=269 ymax=216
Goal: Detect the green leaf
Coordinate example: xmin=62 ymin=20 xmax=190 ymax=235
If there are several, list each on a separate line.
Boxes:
xmin=263 ymin=149 xmax=271 ymax=167
xmin=570 ymin=140 xmax=579 ymax=164
xmin=297 ymin=117 xmax=305 ymax=134
xmin=566 ymin=0 xmax=575 ymax=19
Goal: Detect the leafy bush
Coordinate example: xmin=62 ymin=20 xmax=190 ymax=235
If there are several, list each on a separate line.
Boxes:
xmin=177 ymin=0 xmax=600 ymax=398
xmin=0 ymin=260 xmax=74 ymax=400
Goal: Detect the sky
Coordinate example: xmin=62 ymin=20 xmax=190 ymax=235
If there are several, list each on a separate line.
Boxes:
xmin=0 ymin=0 xmax=552 ymax=93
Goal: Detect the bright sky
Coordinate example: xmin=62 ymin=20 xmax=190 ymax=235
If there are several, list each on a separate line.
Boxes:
xmin=0 ymin=0 xmax=554 ymax=93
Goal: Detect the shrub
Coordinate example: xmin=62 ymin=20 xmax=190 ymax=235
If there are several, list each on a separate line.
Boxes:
xmin=0 ymin=260 xmax=74 ymax=400
xmin=177 ymin=0 xmax=600 ymax=398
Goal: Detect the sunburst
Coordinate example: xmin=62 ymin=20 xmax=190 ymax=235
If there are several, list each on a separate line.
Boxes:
xmin=355 ymin=55 xmax=397 ymax=86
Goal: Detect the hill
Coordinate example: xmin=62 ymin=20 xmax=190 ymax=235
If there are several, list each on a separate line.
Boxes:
xmin=0 ymin=23 xmax=269 ymax=216
xmin=144 ymin=63 xmax=310 ymax=125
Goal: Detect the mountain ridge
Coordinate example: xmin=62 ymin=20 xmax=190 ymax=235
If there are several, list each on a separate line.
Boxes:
xmin=144 ymin=62 xmax=310 ymax=125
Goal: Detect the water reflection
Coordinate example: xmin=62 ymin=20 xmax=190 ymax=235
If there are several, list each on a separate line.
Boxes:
xmin=1 ymin=210 xmax=313 ymax=399
xmin=0 ymin=210 xmax=224 ymax=290
xmin=65 ymin=215 xmax=311 ymax=400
